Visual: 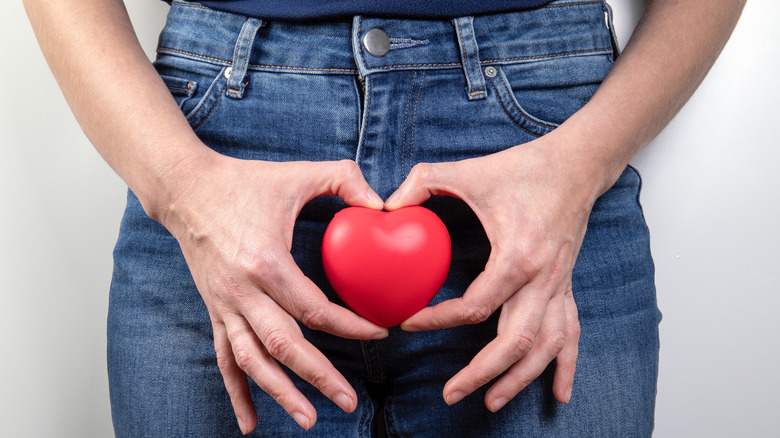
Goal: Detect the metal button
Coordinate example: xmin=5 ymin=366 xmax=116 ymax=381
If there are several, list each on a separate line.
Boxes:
xmin=484 ymin=66 xmax=497 ymax=78
xmin=363 ymin=28 xmax=390 ymax=57
xmin=224 ymin=66 xmax=233 ymax=79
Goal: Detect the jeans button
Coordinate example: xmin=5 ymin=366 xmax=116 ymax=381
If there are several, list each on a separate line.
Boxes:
xmin=363 ymin=28 xmax=390 ymax=57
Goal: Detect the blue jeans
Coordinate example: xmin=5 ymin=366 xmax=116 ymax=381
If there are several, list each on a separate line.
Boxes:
xmin=108 ymin=1 xmax=661 ymax=436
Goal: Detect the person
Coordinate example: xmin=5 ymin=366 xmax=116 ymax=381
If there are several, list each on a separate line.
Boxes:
xmin=24 ymin=0 xmax=745 ymax=436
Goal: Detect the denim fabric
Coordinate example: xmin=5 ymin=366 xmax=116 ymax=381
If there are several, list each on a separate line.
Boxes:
xmin=108 ymin=1 xmax=661 ymax=436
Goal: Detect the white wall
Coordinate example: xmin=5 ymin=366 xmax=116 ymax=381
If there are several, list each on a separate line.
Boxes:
xmin=1 ymin=1 xmax=777 ymax=436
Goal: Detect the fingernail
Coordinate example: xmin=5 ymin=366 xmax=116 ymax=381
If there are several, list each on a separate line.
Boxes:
xmin=371 ymin=328 xmax=389 ymax=339
xmin=384 ymin=193 xmax=400 ymax=210
xmin=292 ymin=411 xmax=310 ymax=430
xmin=445 ymin=391 xmax=466 ymax=405
xmin=237 ymin=416 xmax=248 ymax=434
xmin=399 ymin=321 xmax=420 ymax=332
xmin=489 ymin=397 xmax=510 ymax=412
xmin=565 ymin=386 xmax=572 ymax=404
xmin=333 ymin=392 xmax=354 ymax=412
xmin=366 ymin=189 xmax=384 ymax=209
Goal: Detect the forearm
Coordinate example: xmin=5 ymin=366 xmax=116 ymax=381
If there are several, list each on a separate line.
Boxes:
xmin=550 ymin=0 xmax=746 ymax=198
xmin=23 ymin=0 xmax=214 ymax=221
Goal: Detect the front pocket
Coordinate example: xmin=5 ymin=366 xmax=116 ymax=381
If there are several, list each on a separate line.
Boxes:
xmin=160 ymin=74 xmax=197 ymax=110
xmin=486 ymin=54 xmax=613 ymax=137
xmin=182 ymin=66 xmax=230 ymax=130
xmin=155 ymin=56 xmax=231 ymax=131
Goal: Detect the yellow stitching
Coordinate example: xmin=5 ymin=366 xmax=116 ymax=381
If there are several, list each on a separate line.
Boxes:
xmin=492 ymin=70 xmax=556 ymax=129
xmin=455 ymin=19 xmax=474 ymax=93
xmin=158 ymin=47 xmax=358 ymax=73
xmin=467 ymin=19 xmax=483 ymax=92
xmin=486 ymin=76 xmax=549 ymax=136
xmin=480 ymin=47 xmax=612 ymax=64
xmin=373 ymin=62 xmax=461 ymax=70
xmin=158 ymin=47 xmax=230 ymax=64
xmin=248 ymin=64 xmax=357 ymax=73
xmin=470 ymin=90 xmax=486 ymax=95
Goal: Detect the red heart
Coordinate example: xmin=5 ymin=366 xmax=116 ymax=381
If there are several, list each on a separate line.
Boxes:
xmin=322 ymin=206 xmax=451 ymax=328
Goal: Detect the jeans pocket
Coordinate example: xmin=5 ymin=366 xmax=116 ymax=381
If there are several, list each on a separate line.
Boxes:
xmin=159 ymin=74 xmax=197 ymax=110
xmin=486 ymin=54 xmax=613 ymax=137
xmin=154 ymin=56 xmax=230 ymax=130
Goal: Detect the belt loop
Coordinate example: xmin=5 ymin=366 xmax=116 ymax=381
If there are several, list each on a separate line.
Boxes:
xmin=227 ymin=18 xmax=263 ymax=100
xmin=452 ymin=16 xmax=486 ymax=101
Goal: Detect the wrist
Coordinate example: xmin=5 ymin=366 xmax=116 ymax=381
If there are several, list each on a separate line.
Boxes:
xmin=134 ymin=139 xmax=221 ymax=229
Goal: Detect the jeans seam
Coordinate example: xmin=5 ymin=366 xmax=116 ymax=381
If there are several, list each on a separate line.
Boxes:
xmin=158 ymin=47 xmax=360 ymax=74
xmin=480 ymin=47 xmax=612 ymax=65
xmin=360 ymin=340 xmax=373 ymax=381
xmin=542 ymin=0 xmax=602 ymax=8
xmin=400 ymin=71 xmax=418 ymax=183
xmin=494 ymin=68 xmax=557 ymax=130
xmin=455 ymin=19 xmax=475 ymax=96
xmin=191 ymin=89 xmax=223 ymax=129
xmin=485 ymin=76 xmax=542 ymax=138
xmin=356 ymin=76 xmax=372 ymax=165
xmin=373 ymin=340 xmax=385 ymax=380
xmin=408 ymin=71 xmax=425 ymax=177
xmin=384 ymin=385 xmax=400 ymax=437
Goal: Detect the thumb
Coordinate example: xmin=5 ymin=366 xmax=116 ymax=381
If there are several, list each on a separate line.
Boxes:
xmin=314 ymin=160 xmax=383 ymax=209
xmin=385 ymin=162 xmax=459 ymax=210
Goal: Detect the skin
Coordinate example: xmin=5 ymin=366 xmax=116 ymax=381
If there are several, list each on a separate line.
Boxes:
xmin=24 ymin=0 xmax=745 ymax=434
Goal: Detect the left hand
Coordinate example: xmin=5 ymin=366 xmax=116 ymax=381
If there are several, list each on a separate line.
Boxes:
xmin=384 ymin=134 xmax=604 ymax=411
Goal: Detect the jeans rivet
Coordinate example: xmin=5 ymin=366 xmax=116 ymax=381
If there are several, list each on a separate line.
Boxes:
xmin=363 ymin=28 xmax=391 ymax=57
xmin=484 ymin=66 xmax=497 ymax=78
xmin=224 ymin=66 xmax=233 ymax=79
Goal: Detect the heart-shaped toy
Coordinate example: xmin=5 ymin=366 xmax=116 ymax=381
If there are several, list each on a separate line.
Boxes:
xmin=322 ymin=206 xmax=451 ymax=327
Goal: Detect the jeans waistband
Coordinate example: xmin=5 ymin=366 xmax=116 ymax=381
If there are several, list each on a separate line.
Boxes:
xmin=158 ymin=0 xmax=614 ymax=97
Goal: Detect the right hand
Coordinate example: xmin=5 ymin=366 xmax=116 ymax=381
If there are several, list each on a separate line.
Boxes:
xmin=157 ymin=152 xmax=388 ymax=434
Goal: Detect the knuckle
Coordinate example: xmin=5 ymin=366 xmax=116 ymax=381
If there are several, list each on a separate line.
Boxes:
xmin=464 ymin=364 xmax=494 ymax=387
xmin=215 ymin=347 xmax=234 ymax=372
xmin=299 ymin=306 xmax=328 ymax=330
xmin=409 ymin=163 xmax=434 ymax=183
xmin=464 ymin=304 xmax=493 ymax=325
xmin=507 ymin=329 xmax=536 ymax=360
xmin=232 ymin=344 xmax=254 ymax=373
xmin=336 ymin=160 xmax=360 ymax=181
xmin=508 ymin=374 xmax=534 ymax=391
xmin=246 ymin=252 xmax=283 ymax=285
xmin=546 ymin=329 xmax=566 ymax=353
xmin=306 ymin=368 xmax=331 ymax=392
xmin=264 ymin=329 xmax=295 ymax=363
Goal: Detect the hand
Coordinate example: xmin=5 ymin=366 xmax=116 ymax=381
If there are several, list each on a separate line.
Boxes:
xmin=160 ymin=152 xmax=388 ymax=433
xmin=385 ymin=135 xmax=603 ymax=411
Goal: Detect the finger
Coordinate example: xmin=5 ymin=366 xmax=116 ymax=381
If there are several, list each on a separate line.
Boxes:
xmin=213 ymin=321 xmax=259 ymax=434
xmin=552 ymin=287 xmax=579 ymax=404
xmin=483 ymin=293 xmax=568 ymax=412
xmin=303 ymin=160 xmax=383 ymax=209
xmin=384 ymin=162 xmax=462 ymax=210
xmin=441 ymin=282 xmax=549 ymax=405
xmin=251 ymin=253 xmax=388 ymax=340
xmin=240 ymin=294 xmax=360 ymax=414
xmin=221 ymin=314 xmax=317 ymax=430
xmin=401 ymin=258 xmax=527 ymax=331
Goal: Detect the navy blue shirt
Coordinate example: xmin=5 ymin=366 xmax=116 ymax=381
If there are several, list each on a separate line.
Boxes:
xmin=195 ymin=1 xmax=556 ymax=20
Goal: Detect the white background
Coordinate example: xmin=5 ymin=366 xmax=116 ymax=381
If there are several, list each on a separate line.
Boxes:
xmin=1 ymin=1 xmax=778 ymax=436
